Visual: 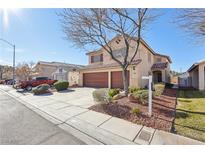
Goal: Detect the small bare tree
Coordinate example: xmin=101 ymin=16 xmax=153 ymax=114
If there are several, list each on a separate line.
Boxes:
xmin=59 ymin=8 xmax=154 ymax=95
xmin=0 ymin=65 xmax=13 ymax=79
xmin=176 ymin=9 xmax=205 ymax=41
xmin=16 ymin=61 xmax=35 ymax=81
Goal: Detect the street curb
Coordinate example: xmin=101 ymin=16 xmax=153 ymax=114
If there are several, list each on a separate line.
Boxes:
xmin=0 ymin=88 xmax=103 ymax=145
xmin=1 ymin=87 xmax=203 ymax=145
xmin=0 ymin=88 xmax=139 ymax=144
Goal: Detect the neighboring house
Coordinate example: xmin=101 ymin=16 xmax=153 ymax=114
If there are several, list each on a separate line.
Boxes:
xmin=178 ymin=72 xmax=192 ymax=88
xmin=78 ymin=35 xmax=172 ymax=89
xmin=187 ymin=59 xmax=205 ymax=90
xmin=34 ymin=61 xmax=84 ymax=86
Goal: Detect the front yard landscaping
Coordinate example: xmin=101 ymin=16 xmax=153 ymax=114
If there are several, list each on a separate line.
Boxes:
xmin=89 ymin=84 xmax=177 ymax=132
xmin=31 ymin=80 xmax=69 ymax=95
xmin=174 ymin=90 xmax=205 ymax=142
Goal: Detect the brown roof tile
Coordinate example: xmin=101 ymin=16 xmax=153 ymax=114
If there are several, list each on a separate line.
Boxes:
xmin=82 ymin=59 xmax=142 ymax=70
xmin=151 ymin=62 xmax=168 ymax=70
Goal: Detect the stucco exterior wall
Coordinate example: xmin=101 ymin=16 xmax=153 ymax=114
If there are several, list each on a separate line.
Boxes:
xmin=88 ymin=37 xmax=155 ymax=66
xmin=35 ymin=65 xmax=57 ymax=79
xmin=68 ymin=71 xmax=80 ymax=86
xmin=83 ymin=35 xmax=171 ymax=88
xmin=189 ymin=62 xmax=205 ymax=90
xmin=189 ymin=67 xmax=199 ymax=89
xmin=154 ymin=55 xmax=169 ymax=63
xmin=198 ymin=63 xmax=205 ymax=90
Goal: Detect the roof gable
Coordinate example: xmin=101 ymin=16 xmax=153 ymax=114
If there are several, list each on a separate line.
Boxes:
xmin=36 ymin=61 xmax=85 ymax=69
xmin=86 ymin=35 xmax=172 ymax=63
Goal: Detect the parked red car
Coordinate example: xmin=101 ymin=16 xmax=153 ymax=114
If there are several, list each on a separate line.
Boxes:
xmin=16 ymin=77 xmax=57 ymax=91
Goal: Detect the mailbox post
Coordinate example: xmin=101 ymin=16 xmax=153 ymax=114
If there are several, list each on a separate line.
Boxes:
xmin=142 ymin=75 xmax=153 ymax=117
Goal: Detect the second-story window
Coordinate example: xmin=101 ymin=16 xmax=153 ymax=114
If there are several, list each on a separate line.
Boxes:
xmin=59 ymin=68 xmax=63 ymax=73
xmin=91 ymin=54 xmax=103 ymax=63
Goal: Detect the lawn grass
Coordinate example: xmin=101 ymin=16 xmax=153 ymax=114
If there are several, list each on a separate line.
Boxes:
xmin=175 ymin=90 xmax=205 ymax=142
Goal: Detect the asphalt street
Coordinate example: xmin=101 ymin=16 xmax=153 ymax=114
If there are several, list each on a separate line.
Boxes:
xmin=0 ymin=90 xmax=85 ymax=145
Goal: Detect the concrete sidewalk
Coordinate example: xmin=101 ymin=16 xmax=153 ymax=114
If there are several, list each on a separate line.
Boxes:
xmin=0 ymin=85 xmax=203 ymax=145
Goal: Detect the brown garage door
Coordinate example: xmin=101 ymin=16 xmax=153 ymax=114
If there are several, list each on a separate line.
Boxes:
xmin=83 ymin=72 xmax=108 ymax=88
xmin=111 ymin=71 xmax=129 ymax=89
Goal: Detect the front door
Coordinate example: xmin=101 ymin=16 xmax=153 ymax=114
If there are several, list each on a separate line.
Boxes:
xmin=157 ymin=72 xmax=162 ymax=82
xmin=153 ymin=71 xmax=162 ymax=83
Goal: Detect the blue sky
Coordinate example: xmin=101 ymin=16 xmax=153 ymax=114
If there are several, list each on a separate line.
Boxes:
xmin=0 ymin=8 xmax=205 ymax=72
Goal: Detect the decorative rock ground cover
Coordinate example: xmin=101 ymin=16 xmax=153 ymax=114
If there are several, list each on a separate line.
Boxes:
xmin=90 ymin=88 xmax=177 ymax=132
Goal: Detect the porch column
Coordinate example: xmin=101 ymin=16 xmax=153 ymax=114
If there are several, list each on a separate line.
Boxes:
xmin=161 ymin=70 xmax=166 ymax=82
xmin=78 ymin=72 xmax=83 ymax=87
xmin=198 ymin=64 xmax=205 ymax=90
xmin=108 ymin=71 xmax=111 ymax=88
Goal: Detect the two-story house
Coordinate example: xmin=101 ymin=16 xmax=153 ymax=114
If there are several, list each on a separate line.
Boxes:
xmin=78 ymin=35 xmax=172 ymax=89
xmin=33 ymin=61 xmax=84 ymax=86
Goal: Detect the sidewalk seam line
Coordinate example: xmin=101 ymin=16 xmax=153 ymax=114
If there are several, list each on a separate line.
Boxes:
xmin=62 ymin=110 xmax=90 ymax=124
xmin=97 ymin=116 xmax=113 ymax=127
xmin=132 ymin=126 xmax=144 ymax=142
xmin=149 ymin=129 xmax=157 ymax=145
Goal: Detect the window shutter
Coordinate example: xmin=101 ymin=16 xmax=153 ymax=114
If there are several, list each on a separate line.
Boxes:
xmin=100 ymin=54 xmax=103 ymax=62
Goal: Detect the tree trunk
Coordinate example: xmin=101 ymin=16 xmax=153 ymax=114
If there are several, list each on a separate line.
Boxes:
xmin=122 ymin=68 xmax=129 ymax=96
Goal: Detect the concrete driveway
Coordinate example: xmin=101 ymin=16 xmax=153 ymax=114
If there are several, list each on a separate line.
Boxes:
xmin=47 ymin=87 xmax=96 ymax=108
xmin=15 ymin=87 xmax=97 ymax=123
xmin=17 ymin=87 xmax=96 ymax=108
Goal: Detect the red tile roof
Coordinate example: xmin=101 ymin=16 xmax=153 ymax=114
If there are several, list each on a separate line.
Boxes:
xmin=81 ymin=59 xmax=142 ymax=70
xmin=151 ymin=62 xmax=168 ymax=70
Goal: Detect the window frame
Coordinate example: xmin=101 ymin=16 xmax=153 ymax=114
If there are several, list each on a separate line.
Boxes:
xmin=90 ymin=54 xmax=103 ymax=63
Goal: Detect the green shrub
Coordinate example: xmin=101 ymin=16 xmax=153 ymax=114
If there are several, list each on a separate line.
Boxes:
xmin=108 ymin=89 xmax=120 ymax=98
xmin=131 ymin=107 xmax=141 ymax=115
xmin=54 ymin=80 xmax=69 ymax=91
xmin=32 ymin=84 xmax=50 ymax=95
xmin=165 ymin=82 xmax=174 ymax=89
xmin=129 ymin=87 xmax=141 ymax=93
xmin=154 ymin=83 xmax=165 ymax=96
xmin=132 ymin=90 xmax=148 ymax=105
xmin=93 ymin=88 xmax=109 ymax=102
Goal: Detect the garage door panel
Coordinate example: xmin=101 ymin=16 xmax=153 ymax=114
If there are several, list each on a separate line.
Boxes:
xmin=111 ymin=71 xmax=129 ymax=89
xmin=83 ymin=72 xmax=108 ymax=88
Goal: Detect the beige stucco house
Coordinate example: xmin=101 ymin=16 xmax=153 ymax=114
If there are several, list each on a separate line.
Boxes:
xmin=78 ymin=35 xmax=172 ymax=89
xmin=33 ymin=61 xmax=84 ymax=86
xmin=188 ymin=59 xmax=205 ymax=90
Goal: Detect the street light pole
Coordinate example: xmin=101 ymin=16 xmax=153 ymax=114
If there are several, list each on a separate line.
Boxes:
xmin=13 ymin=45 xmax=15 ymax=88
xmin=0 ymin=38 xmax=16 ymax=88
